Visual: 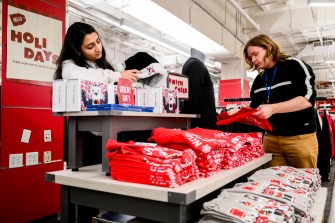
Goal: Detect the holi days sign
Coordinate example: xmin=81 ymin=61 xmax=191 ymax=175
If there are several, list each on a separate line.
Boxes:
xmin=6 ymin=5 xmax=62 ymax=82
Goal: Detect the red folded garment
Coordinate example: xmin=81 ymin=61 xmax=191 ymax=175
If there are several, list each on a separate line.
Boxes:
xmin=216 ymin=107 xmax=273 ymax=131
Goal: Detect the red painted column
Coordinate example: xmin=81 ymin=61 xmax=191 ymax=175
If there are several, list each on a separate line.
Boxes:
xmin=0 ymin=0 xmax=66 ymax=222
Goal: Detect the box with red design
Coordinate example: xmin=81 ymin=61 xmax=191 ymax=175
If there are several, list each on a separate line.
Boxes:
xmin=148 ymin=87 xmax=179 ymax=113
xmin=66 ymin=79 xmax=117 ymax=112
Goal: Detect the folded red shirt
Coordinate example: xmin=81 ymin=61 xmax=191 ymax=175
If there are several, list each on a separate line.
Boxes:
xmin=216 ymin=107 xmax=272 ymax=131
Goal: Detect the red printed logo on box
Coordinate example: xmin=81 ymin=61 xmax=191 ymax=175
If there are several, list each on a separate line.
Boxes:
xmin=9 ymin=13 xmax=26 ymax=26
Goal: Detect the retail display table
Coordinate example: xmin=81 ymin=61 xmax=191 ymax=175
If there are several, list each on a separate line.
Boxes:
xmin=58 ymin=111 xmax=199 ymax=173
xmin=310 ymin=187 xmax=327 ymax=223
xmin=45 ymin=153 xmax=272 ymax=223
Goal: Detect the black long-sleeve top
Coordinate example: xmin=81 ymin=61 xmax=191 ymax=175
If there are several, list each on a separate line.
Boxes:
xmin=250 ymin=58 xmax=317 ymax=136
xmin=181 ymin=58 xmax=217 ymax=129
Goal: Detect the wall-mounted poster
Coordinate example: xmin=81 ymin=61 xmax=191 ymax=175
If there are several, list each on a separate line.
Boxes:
xmin=6 ymin=5 xmax=62 ymax=82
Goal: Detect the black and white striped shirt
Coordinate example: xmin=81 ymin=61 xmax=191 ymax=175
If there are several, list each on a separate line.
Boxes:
xmin=250 ymin=58 xmax=317 ymax=136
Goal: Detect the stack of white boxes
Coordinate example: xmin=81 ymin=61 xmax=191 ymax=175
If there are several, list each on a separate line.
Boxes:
xmin=52 ymin=79 xmax=179 ymax=113
xmin=52 ymin=79 xmax=116 ymax=112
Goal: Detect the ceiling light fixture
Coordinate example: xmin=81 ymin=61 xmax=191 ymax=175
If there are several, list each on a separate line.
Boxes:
xmin=120 ymin=21 xmax=222 ymax=70
xmin=120 ymin=19 xmax=190 ymax=58
xmin=325 ymin=57 xmax=335 ymax=64
xmin=308 ymin=0 xmax=335 ymax=6
xmin=110 ymin=0 xmax=230 ymax=56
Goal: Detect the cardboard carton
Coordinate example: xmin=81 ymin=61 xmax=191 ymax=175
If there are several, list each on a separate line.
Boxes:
xmin=66 ymin=79 xmax=116 ymax=111
xmin=148 ymin=87 xmax=179 ymax=113
xmin=52 ymin=79 xmax=67 ymax=112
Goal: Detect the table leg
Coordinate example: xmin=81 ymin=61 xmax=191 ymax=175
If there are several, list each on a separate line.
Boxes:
xmin=101 ymin=117 xmax=118 ymax=174
xmin=167 ymin=204 xmax=188 ymax=223
xmin=61 ymin=186 xmax=75 ymax=223
xmin=67 ymin=117 xmax=84 ymax=170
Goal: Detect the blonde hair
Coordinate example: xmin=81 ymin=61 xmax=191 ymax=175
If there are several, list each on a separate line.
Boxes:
xmin=243 ymin=34 xmax=290 ymax=72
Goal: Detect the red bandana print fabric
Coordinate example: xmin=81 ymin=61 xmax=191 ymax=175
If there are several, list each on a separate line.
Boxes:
xmin=216 ymin=107 xmax=273 ymax=131
xmin=148 ymin=127 xmax=264 ymax=177
xmin=105 ymin=140 xmax=199 ymax=187
xmin=105 ymin=128 xmax=265 ymax=186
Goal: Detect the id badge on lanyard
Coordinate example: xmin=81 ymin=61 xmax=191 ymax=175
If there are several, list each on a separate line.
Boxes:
xmin=265 ymin=65 xmax=278 ymax=104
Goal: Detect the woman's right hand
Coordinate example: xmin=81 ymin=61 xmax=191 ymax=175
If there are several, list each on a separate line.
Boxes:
xmin=120 ymin=69 xmax=139 ymax=83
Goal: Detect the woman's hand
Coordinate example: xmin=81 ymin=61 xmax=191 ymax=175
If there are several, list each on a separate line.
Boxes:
xmin=253 ymin=104 xmax=274 ymax=119
xmin=120 ymin=69 xmax=139 ymax=83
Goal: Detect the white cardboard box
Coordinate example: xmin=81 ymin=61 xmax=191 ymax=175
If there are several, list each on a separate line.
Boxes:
xmin=66 ymin=79 xmax=116 ymax=111
xmin=135 ymin=88 xmax=150 ymax=107
xmin=52 ymin=79 xmax=67 ymax=112
xmin=148 ymin=87 xmax=179 ymax=113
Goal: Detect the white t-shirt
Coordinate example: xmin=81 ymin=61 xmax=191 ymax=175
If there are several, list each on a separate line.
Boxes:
xmin=61 ymin=59 xmax=121 ymax=83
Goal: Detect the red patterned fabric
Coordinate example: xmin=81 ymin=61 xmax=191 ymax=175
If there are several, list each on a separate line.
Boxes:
xmin=105 ymin=140 xmax=199 ymax=187
xmin=105 ymin=128 xmax=265 ymax=185
xmin=149 ymin=127 xmax=264 ymax=177
xmin=216 ymin=107 xmax=273 ymax=131
xmin=326 ymin=114 xmax=335 ymax=157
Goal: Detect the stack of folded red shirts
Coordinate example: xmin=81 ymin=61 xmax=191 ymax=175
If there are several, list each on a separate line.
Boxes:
xmin=188 ymin=128 xmax=264 ymax=171
xmin=148 ymin=127 xmax=264 ymax=177
xmin=217 ymin=107 xmax=273 ymax=131
xmin=105 ymin=139 xmax=199 ymax=187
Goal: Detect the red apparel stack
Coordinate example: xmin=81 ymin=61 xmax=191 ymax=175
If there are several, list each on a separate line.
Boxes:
xmin=217 ymin=107 xmax=273 ymax=131
xmin=105 ymin=139 xmax=199 ymax=188
xmin=148 ymin=127 xmax=264 ymax=177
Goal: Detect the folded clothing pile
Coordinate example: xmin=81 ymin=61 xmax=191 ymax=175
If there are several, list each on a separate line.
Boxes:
xmin=226 ymin=181 xmax=314 ymax=222
xmin=137 ymin=62 xmax=168 ymax=88
xmin=199 ymin=166 xmax=322 ymax=223
xmin=200 ymin=190 xmax=296 ymax=223
xmin=148 ymin=127 xmax=264 ymax=177
xmin=248 ymin=166 xmax=322 ymax=197
xmin=217 ymin=107 xmax=273 ymax=131
xmin=105 ymin=140 xmax=199 ymax=188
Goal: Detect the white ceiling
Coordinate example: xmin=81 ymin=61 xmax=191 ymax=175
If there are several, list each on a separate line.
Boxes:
xmin=68 ymin=0 xmax=335 ymax=73
xmin=240 ymin=0 xmax=335 ymax=63
xmin=238 ymin=0 xmax=335 ymax=92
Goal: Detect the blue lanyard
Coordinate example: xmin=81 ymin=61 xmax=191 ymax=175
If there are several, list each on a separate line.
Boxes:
xmin=264 ymin=65 xmax=277 ymax=103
